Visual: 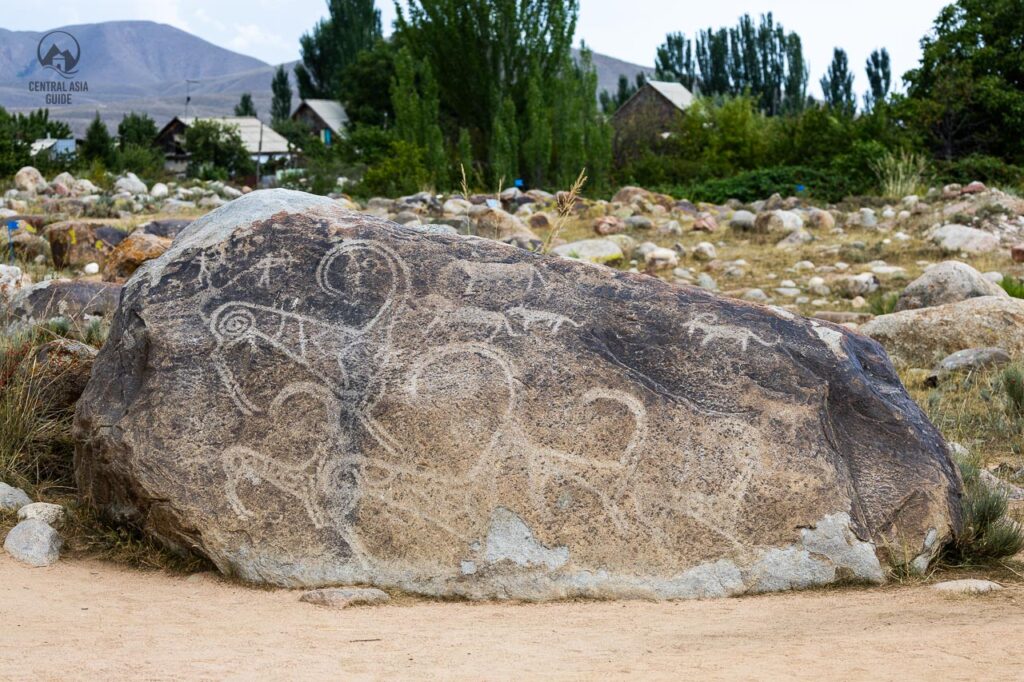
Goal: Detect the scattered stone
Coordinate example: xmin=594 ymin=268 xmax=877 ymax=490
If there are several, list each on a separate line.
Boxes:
xmin=475 ymin=208 xmax=541 ymax=248
xmin=937 ymin=347 xmax=1011 ymax=373
xmin=552 ymin=238 xmax=624 ymax=264
xmin=593 ymin=216 xmax=625 ymax=236
xmin=931 ymin=224 xmax=1000 ymax=255
xmin=73 ymin=189 xmax=960 ymax=599
xmin=137 ymin=219 xmax=193 ymax=240
xmin=0 ymin=482 xmax=32 ymax=511
xmin=961 ymin=181 xmax=987 ymax=195
xmin=14 ymin=166 xmax=46 ymax=194
xmin=696 ymin=272 xmax=718 ymax=290
xmin=114 ymin=172 xmax=148 ymax=196
xmin=932 ymin=579 xmax=1002 ymax=594
xmin=894 ymin=261 xmax=1007 ymax=312
xmin=776 ymin=229 xmax=812 ymax=249
xmin=150 ymin=182 xmax=169 ymax=199
xmin=754 ymin=210 xmax=803 ymax=234
xmin=83 ymin=262 xmax=100 ymax=275
xmin=861 ymin=296 xmax=1024 ymax=366
xmin=3 ymin=519 xmax=62 ymax=567
xmin=692 ymin=242 xmax=716 ymax=261
xmin=978 ymin=470 xmax=1024 ymax=502
xmin=299 ymin=587 xmax=391 ymax=608
xmin=625 ymin=215 xmax=653 ymax=230
xmin=833 ymin=273 xmax=879 ymax=298
xmin=729 ymin=210 xmax=756 ymax=230
xmin=692 ymin=214 xmax=718 ymax=232
xmin=806 ymin=209 xmax=835 ymax=231
xmin=102 ymin=231 xmax=172 ymax=282
xmin=742 ymin=288 xmax=769 ymax=303
xmin=1009 ymin=244 xmax=1024 ymax=263
xmin=0 ymin=264 xmax=31 ymax=303
xmin=644 ymin=247 xmax=678 ymax=271
xmin=17 ymin=502 xmax=66 ymax=527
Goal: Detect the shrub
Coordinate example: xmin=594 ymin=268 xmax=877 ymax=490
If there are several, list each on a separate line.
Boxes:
xmin=673 ymin=166 xmax=852 ymax=204
xmin=870 ymin=149 xmax=929 ymax=198
xmin=868 ymin=290 xmax=900 ymax=316
xmin=936 ymin=154 xmax=1024 ymax=189
xmin=183 ymin=119 xmax=255 ymax=179
xmin=945 ymin=451 xmax=1024 ymax=563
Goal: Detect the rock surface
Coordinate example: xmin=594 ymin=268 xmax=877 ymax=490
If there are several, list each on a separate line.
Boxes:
xmin=3 ymin=519 xmax=62 ymax=567
xmin=930 ymin=225 xmax=1000 ymax=255
xmin=102 ymin=232 xmax=172 ymax=282
xmin=894 ymin=261 xmax=1007 ymax=312
xmin=861 ymin=296 xmax=1024 ymax=367
xmin=74 ymin=189 xmax=961 ymax=600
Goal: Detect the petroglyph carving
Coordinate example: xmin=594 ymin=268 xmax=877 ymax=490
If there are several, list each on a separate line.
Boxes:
xmin=685 ymin=313 xmax=776 ymax=352
xmin=506 ymin=306 xmax=582 ymax=335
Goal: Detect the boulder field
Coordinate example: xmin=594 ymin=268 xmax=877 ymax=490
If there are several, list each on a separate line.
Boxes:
xmin=74 ymin=189 xmax=962 ymax=600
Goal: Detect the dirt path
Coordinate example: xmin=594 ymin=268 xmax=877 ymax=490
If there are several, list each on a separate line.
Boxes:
xmin=2 ymin=555 xmax=1022 ymax=681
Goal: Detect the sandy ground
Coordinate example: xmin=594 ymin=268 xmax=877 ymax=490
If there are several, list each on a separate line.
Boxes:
xmin=2 ymin=555 xmax=1023 ymax=681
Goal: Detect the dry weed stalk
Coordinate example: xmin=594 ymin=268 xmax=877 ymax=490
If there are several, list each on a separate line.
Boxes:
xmin=542 ymin=168 xmax=587 ymax=253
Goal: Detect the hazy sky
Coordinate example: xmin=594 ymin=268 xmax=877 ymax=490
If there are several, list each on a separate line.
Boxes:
xmin=6 ymin=0 xmax=950 ymax=97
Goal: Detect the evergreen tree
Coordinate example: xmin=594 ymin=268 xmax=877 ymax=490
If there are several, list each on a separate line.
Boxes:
xmin=81 ymin=113 xmax=115 ymax=166
xmin=522 ymin=60 xmax=552 ymax=185
xmin=577 ymin=47 xmax=612 ymax=192
xmin=390 ymin=48 xmax=447 ymax=187
xmin=655 ymin=33 xmax=697 ymax=90
xmin=397 ymin=0 xmax=577 ymax=164
xmin=821 ymin=48 xmax=856 ymax=115
xmin=489 ymin=96 xmax=518 ymax=185
xmin=456 ymin=128 xmax=473 ymax=184
xmin=234 ymin=93 xmax=257 ymax=117
xmin=550 ymin=52 xmax=585 ymax=187
xmin=864 ymin=48 xmax=891 ymax=111
xmin=117 ymin=112 xmax=158 ymax=149
xmin=655 ymin=13 xmax=806 ymax=115
xmin=295 ymin=0 xmax=381 ymax=99
xmin=340 ymin=39 xmax=396 ymax=127
xmin=271 ymin=65 xmax=292 ymax=125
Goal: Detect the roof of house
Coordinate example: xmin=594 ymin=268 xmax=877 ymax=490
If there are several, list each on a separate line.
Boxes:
xmin=645 ymin=80 xmax=694 ymax=111
xmin=293 ymin=99 xmax=348 ymax=134
xmin=176 ymin=116 xmax=292 ymax=155
xmin=30 ymin=137 xmax=75 ymax=156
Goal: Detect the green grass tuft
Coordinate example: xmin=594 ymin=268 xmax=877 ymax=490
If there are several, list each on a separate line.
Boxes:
xmin=1000 ymin=276 xmax=1024 ymax=299
xmin=946 ymin=451 xmax=1024 ymax=564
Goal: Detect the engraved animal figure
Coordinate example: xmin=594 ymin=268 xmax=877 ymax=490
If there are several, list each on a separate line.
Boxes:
xmin=455 ymin=261 xmax=547 ymax=301
xmin=221 ymin=383 xmax=358 ymax=530
xmin=424 ymin=306 xmax=519 ymax=341
xmin=685 ymin=313 xmax=775 ymax=352
xmin=506 ymin=306 xmax=582 ymax=335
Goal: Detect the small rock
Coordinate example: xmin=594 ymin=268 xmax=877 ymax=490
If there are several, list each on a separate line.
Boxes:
xmin=729 ymin=210 xmax=756 ymax=230
xmin=3 ymin=518 xmax=62 ymax=567
xmin=932 ymin=579 xmax=1002 ymax=594
xmin=0 ymin=482 xmax=32 ymax=511
xmin=1011 ymin=244 xmax=1024 ymax=263
xmin=625 ymin=215 xmax=653 ymax=230
xmin=17 ymin=502 xmax=65 ymax=527
xmin=299 ymin=587 xmax=390 ymax=608
xmin=593 ymin=216 xmax=625 ymax=236
xmin=692 ymin=242 xmax=716 ymax=261
xmin=978 ymin=470 xmax=1024 ymax=502
xmin=83 ymin=262 xmax=99 ymax=275
xmin=743 ymin=288 xmax=769 ymax=303
xmin=14 ymin=167 xmax=47 ymax=194
xmin=644 ymin=247 xmax=679 ymax=271
xmin=692 ymin=213 xmax=718 ymax=232
xmin=696 ymin=273 xmax=717 ymax=290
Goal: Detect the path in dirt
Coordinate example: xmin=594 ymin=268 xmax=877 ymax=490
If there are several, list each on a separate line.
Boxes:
xmin=1 ymin=555 xmax=1022 ymax=680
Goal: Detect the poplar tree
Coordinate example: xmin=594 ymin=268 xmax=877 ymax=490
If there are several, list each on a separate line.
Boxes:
xmin=271 ymin=65 xmax=292 ymax=125
xmin=821 ymin=48 xmax=856 ymax=115
xmin=295 ymin=0 xmax=381 ymax=99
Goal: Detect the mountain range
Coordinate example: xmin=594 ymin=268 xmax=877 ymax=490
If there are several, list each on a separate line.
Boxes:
xmin=0 ymin=20 xmax=653 ymax=137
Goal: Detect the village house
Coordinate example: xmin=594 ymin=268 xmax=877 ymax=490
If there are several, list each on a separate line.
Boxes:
xmin=290 ymin=99 xmax=348 ymax=146
xmin=610 ymin=80 xmax=694 ymax=164
xmin=155 ymin=116 xmax=294 ymax=174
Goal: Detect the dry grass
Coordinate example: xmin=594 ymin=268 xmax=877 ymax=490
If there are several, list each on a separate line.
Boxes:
xmin=541 ymin=168 xmax=588 ymax=254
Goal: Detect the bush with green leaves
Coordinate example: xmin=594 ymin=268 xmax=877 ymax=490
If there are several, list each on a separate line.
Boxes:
xmin=183 ymin=119 xmax=255 ymax=179
xmin=1000 ymin=276 xmax=1024 ymax=299
xmin=354 ymin=140 xmax=429 ymax=197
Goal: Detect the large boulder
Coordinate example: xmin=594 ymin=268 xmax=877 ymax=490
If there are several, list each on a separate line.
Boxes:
xmin=861 ymin=296 xmax=1024 ymax=367
xmin=114 ymin=172 xmax=148 ymax=196
xmin=102 ymin=231 xmax=172 ymax=282
xmin=43 ymin=221 xmax=127 ymax=269
xmin=551 ymin=238 xmax=624 ymax=264
xmin=74 ymin=189 xmax=961 ymax=600
xmin=894 ymin=261 xmax=1008 ymax=312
